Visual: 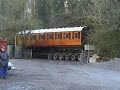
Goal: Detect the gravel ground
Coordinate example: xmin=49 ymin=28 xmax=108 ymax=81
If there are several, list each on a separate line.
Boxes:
xmin=86 ymin=58 xmax=120 ymax=71
xmin=0 ymin=59 xmax=120 ymax=90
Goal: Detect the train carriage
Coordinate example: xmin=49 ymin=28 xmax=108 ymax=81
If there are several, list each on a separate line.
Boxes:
xmin=16 ymin=26 xmax=92 ymax=62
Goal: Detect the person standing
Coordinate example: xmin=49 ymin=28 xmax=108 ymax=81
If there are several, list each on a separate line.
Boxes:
xmin=0 ymin=46 xmax=9 ymax=79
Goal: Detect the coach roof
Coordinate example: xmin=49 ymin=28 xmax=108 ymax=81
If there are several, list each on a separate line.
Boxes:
xmin=18 ymin=26 xmax=85 ymax=34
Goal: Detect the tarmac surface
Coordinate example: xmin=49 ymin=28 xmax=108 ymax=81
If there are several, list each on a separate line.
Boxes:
xmin=0 ymin=58 xmax=120 ymax=90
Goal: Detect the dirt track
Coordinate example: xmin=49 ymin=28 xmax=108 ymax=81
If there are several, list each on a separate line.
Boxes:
xmin=0 ymin=58 xmax=120 ymax=90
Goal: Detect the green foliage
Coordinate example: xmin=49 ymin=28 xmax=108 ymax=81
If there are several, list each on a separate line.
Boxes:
xmin=92 ymin=29 xmax=120 ymax=57
xmin=35 ymin=0 xmax=51 ymax=28
xmin=88 ymin=0 xmax=120 ymax=57
xmin=0 ymin=0 xmax=38 ymax=44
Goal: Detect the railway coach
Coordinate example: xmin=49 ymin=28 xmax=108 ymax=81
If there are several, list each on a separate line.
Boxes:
xmin=16 ymin=26 xmax=92 ymax=62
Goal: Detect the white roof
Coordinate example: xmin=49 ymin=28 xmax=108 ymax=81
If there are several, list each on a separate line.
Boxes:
xmin=18 ymin=26 xmax=85 ymax=34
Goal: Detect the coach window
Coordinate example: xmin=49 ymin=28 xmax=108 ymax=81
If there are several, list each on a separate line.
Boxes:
xmin=57 ymin=33 xmax=60 ymax=39
xmin=75 ymin=33 xmax=78 ymax=38
xmin=33 ymin=35 xmax=36 ymax=40
xmin=66 ymin=33 xmax=69 ymax=39
xmin=43 ymin=34 xmax=45 ymax=40
xmin=72 ymin=32 xmax=74 ymax=39
xmin=49 ymin=34 xmax=52 ymax=39
xmin=41 ymin=34 xmax=43 ymax=39
xmin=36 ymin=35 xmax=38 ymax=40
xmin=52 ymin=33 xmax=54 ymax=39
xmin=69 ymin=32 xmax=71 ymax=39
xmin=39 ymin=34 xmax=41 ymax=40
xmin=30 ymin=35 xmax=32 ymax=40
xmin=63 ymin=33 xmax=65 ymax=39
xmin=29 ymin=35 xmax=32 ymax=40
xmin=29 ymin=34 xmax=32 ymax=40
xmin=78 ymin=32 xmax=80 ymax=39
xmin=55 ymin=33 xmax=57 ymax=39
xmin=60 ymin=33 xmax=62 ymax=39
xmin=47 ymin=34 xmax=49 ymax=40
xmin=48 ymin=34 xmax=50 ymax=40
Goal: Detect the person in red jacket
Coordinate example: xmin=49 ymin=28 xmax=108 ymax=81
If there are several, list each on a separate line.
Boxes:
xmin=0 ymin=46 xmax=9 ymax=79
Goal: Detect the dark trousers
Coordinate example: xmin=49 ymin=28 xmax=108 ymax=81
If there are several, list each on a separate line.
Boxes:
xmin=2 ymin=66 xmax=8 ymax=77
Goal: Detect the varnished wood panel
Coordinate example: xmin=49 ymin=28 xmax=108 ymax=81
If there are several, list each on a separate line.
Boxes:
xmin=26 ymin=31 xmax=82 ymax=47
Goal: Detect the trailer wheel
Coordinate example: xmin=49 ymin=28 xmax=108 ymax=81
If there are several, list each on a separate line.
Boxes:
xmin=48 ymin=54 xmax=52 ymax=59
xmin=59 ymin=54 xmax=64 ymax=60
xmin=53 ymin=54 xmax=58 ymax=60
xmin=65 ymin=54 xmax=70 ymax=60
xmin=77 ymin=54 xmax=81 ymax=61
xmin=71 ymin=54 xmax=76 ymax=61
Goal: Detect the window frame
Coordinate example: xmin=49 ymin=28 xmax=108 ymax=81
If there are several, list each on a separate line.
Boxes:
xmin=57 ymin=33 xmax=60 ymax=39
xmin=41 ymin=34 xmax=43 ymax=40
xmin=75 ymin=33 xmax=78 ymax=38
xmin=60 ymin=33 xmax=62 ymax=39
xmin=72 ymin=32 xmax=74 ymax=39
xmin=33 ymin=35 xmax=36 ymax=40
xmin=66 ymin=33 xmax=69 ymax=39
xmin=69 ymin=32 xmax=71 ymax=39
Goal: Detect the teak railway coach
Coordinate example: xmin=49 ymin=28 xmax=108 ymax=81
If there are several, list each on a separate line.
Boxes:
xmin=16 ymin=26 xmax=92 ymax=62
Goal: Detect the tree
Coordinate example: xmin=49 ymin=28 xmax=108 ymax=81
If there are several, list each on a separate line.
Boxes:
xmin=0 ymin=0 xmax=38 ymax=44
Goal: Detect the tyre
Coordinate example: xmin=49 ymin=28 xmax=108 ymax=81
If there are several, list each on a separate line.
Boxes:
xmin=48 ymin=54 xmax=52 ymax=59
xmin=53 ymin=54 xmax=58 ymax=60
xmin=65 ymin=54 xmax=70 ymax=60
xmin=59 ymin=54 xmax=64 ymax=60
xmin=77 ymin=54 xmax=82 ymax=61
xmin=71 ymin=54 xmax=76 ymax=61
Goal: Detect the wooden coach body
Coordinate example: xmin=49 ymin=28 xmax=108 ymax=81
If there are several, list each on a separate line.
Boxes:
xmin=17 ymin=27 xmax=85 ymax=48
